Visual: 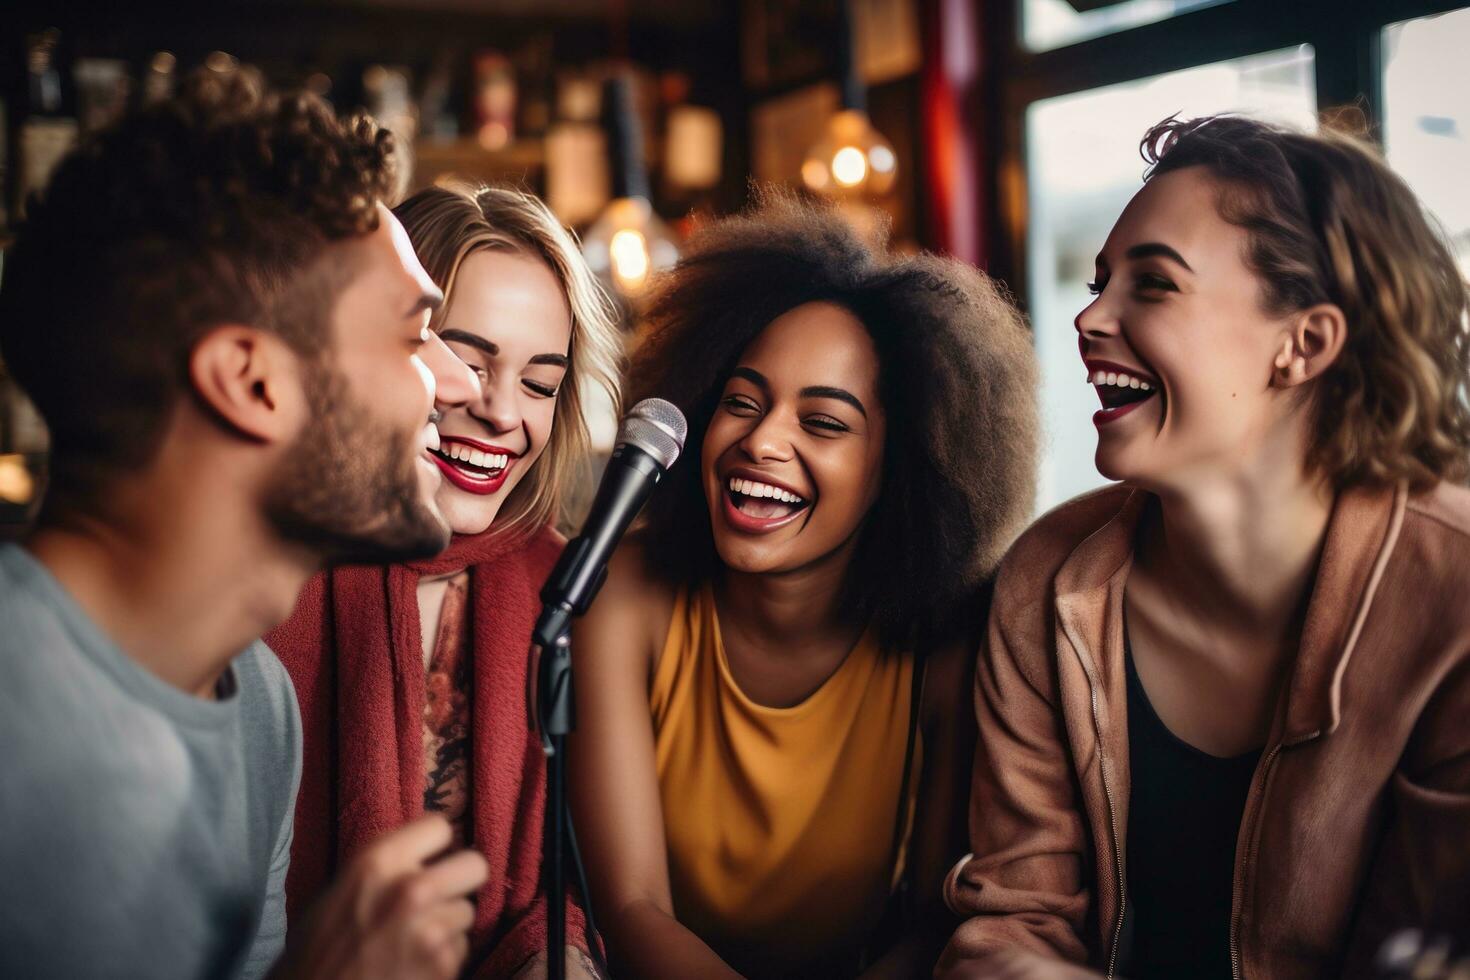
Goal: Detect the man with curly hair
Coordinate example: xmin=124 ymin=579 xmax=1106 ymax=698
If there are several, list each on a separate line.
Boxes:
xmin=0 ymin=72 xmax=489 ymax=979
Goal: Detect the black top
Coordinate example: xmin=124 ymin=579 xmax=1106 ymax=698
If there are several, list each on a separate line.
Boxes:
xmin=1121 ymin=641 xmax=1261 ymax=980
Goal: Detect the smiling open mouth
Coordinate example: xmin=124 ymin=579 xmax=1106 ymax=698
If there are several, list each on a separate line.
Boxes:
xmin=1090 ymin=367 xmax=1160 ymax=424
xmin=723 ymin=476 xmax=811 ymax=530
xmin=430 ymin=439 xmax=518 ymax=495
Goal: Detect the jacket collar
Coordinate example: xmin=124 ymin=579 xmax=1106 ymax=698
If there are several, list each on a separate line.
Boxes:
xmin=1051 ymin=482 xmax=1406 ymax=744
xmin=1283 ymin=481 xmax=1406 ymax=742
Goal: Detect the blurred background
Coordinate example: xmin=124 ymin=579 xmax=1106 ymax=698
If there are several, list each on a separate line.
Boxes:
xmin=0 ymin=0 xmax=1466 ymax=531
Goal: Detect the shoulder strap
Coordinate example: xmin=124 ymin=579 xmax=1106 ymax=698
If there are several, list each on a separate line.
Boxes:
xmin=886 ymin=652 xmax=927 ymax=895
xmin=857 ymin=652 xmax=929 ymax=973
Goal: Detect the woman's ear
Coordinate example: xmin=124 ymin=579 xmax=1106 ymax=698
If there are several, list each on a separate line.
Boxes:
xmin=187 ymin=326 xmax=308 ymax=444
xmin=1273 ymin=303 xmax=1348 ymax=388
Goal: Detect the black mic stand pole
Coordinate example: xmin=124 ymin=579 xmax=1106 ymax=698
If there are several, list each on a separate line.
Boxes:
xmin=533 ymin=608 xmax=575 ymax=980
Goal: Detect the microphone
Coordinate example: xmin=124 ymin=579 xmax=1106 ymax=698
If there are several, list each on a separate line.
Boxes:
xmin=532 ymin=398 xmax=687 ymax=649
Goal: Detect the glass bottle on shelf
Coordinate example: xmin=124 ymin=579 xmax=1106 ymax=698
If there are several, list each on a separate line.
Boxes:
xmin=16 ymin=29 xmax=79 ymax=222
xmin=0 ymin=98 xmax=9 ymax=233
xmin=517 ymin=35 xmax=555 ymax=140
xmin=142 ymin=52 xmax=177 ymax=105
xmin=472 ymin=51 xmax=517 ymax=152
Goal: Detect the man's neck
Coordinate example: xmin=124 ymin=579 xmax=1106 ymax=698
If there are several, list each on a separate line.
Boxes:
xmin=26 ymin=488 xmax=316 ymax=699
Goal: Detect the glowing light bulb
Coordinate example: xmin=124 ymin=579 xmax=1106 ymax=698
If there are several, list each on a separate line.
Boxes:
xmin=801 ymin=158 xmax=831 ymax=191
xmin=831 ymin=146 xmax=868 ymax=187
xmin=802 ymin=109 xmax=896 ymax=199
xmin=610 ymin=228 xmax=652 ymax=291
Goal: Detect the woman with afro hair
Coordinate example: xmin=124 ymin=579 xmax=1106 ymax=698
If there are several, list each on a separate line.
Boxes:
xmin=570 ymin=192 xmax=1040 ymax=979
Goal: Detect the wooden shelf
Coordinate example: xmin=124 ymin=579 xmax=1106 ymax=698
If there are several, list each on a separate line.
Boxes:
xmin=410 ymin=137 xmax=546 ymax=193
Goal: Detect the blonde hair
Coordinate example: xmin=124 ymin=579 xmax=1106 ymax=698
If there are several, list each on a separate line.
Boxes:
xmin=394 ymin=184 xmax=624 ymax=534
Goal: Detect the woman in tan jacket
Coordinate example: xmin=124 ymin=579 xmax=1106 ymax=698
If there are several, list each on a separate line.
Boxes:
xmin=940 ymin=115 xmax=1470 ymax=980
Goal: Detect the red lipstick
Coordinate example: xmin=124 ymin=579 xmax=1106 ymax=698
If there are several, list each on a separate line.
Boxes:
xmin=431 ymin=436 xmax=521 ymax=497
xmin=1093 ymin=400 xmax=1150 ymax=427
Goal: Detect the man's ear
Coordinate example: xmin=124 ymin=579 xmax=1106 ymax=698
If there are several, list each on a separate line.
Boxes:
xmin=187 ymin=326 xmax=307 ymax=444
xmin=1272 ymin=303 xmax=1348 ymax=389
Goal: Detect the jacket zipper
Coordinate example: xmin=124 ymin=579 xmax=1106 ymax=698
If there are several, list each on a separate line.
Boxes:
xmin=1228 ymin=743 xmax=1278 ymax=980
xmin=1228 ymin=732 xmax=1313 ymax=979
xmin=1088 ymin=682 xmax=1126 ymax=979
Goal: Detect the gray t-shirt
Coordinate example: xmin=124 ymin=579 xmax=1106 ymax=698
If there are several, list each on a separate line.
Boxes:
xmin=0 ymin=543 xmax=301 ymax=979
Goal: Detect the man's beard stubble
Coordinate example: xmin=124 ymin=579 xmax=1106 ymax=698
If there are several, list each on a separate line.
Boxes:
xmin=264 ymin=361 xmax=450 ymax=565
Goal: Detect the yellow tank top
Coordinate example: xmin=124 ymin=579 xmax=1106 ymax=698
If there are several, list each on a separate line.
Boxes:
xmin=649 ymin=584 xmax=923 ymax=979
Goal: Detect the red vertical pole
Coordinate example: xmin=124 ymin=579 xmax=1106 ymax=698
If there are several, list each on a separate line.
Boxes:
xmin=920 ymin=0 xmax=988 ymax=268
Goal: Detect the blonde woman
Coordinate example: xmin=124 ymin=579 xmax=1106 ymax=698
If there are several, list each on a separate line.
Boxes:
xmin=268 ymin=185 xmax=622 ymax=979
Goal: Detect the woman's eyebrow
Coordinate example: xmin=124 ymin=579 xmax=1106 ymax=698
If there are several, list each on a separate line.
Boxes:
xmin=529 ymin=353 xmax=569 ymax=368
xmin=730 ymin=366 xmax=770 ymax=392
xmin=439 ymin=329 xmax=499 ymax=358
xmin=1125 ymin=242 xmax=1194 ymax=272
xmin=800 ymin=385 xmax=867 ymax=418
xmin=732 ymin=367 xmax=867 ymax=418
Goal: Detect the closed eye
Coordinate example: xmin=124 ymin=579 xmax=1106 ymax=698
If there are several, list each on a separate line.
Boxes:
xmin=1086 ymin=277 xmax=1107 ymax=296
xmin=802 ymin=414 xmax=850 ymax=434
xmin=1134 ymin=272 xmax=1178 ymax=293
xmin=523 ymin=379 xmax=558 ymax=398
xmin=722 ymin=394 xmax=761 ymax=416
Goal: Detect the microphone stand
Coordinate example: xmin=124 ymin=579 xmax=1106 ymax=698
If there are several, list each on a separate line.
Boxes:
xmin=532 ymin=613 xmax=575 ymax=980
xmin=526 ymin=401 xmax=686 ymax=980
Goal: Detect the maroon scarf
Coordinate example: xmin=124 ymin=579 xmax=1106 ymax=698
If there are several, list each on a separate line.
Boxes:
xmin=267 ymin=525 xmax=585 ymax=978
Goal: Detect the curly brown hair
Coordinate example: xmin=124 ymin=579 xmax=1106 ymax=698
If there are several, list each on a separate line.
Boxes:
xmin=0 ymin=69 xmax=397 ymax=503
xmin=1142 ymin=114 xmax=1470 ymax=489
xmin=630 ymin=192 xmax=1039 ymax=650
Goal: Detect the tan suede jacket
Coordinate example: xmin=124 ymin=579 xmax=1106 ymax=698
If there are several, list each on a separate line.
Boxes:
xmin=940 ymin=481 xmax=1470 ymax=979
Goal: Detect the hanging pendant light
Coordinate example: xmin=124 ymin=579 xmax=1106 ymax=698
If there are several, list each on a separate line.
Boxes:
xmin=582 ymin=72 xmax=679 ymax=301
xmin=802 ymin=0 xmax=898 ymax=199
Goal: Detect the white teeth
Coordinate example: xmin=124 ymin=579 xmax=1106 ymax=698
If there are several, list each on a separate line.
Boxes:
xmin=442 ymin=445 xmax=511 ymax=470
xmin=1089 ymin=369 xmax=1157 ymax=392
xmin=728 ymin=477 xmax=804 ymax=505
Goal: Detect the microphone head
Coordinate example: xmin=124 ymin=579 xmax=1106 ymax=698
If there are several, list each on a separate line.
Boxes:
xmin=617 ymin=398 xmax=687 ymax=470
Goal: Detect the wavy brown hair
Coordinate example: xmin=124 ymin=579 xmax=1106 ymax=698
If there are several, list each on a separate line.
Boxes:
xmin=630 ymin=192 xmax=1039 ymax=650
xmin=0 ymin=69 xmax=396 ymax=505
xmin=393 ymin=184 xmax=624 ymax=536
xmin=1143 ymin=114 xmax=1470 ymax=489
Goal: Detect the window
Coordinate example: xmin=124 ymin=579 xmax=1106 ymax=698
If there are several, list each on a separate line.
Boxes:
xmin=1022 ymin=0 xmax=1231 ymax=52
xmin=1383 ymin=6 xmax=1470 ymax=276
xmin=1027 ymin=46 xmax=1316 ymax=511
